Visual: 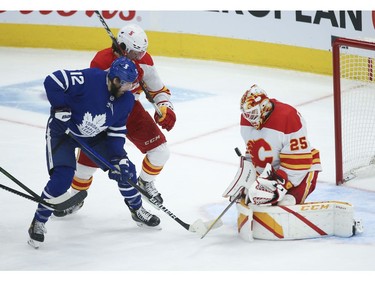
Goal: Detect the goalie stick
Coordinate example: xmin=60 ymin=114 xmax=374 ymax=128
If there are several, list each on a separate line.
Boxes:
xmin=0 ymin=167 xmax=87 ymax=211
xmin=94 ymin=10 xmax=162 ymax=118
xmin=201 ymin=147 xmax=246 ymax=239
xmin=201 ymin=192 xmax=241 ymax=239
xmin=65 ymin=129 xmax=222 ymax=235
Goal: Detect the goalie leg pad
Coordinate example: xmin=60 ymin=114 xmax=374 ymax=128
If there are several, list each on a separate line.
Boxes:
xmin=236 ymin=200 xmax=360 ymax=241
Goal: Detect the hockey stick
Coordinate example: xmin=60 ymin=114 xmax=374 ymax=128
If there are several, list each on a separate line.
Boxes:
xmin=0 ymin=166 xmax=87 ymax=210
xmin=200 ymin=147 xmax=245 ymax=239
xmin=0 ymin=182 xmax=87 ymax=211
xmin=65 ymin=129 xmax=222 ymax=235
xmin=200 ymin=193 xmax=241 ymax=239
xmin=0 ymin=166 xmax=41 ymax=199
xmin=94 ymin=10 xmax=162 ymax=118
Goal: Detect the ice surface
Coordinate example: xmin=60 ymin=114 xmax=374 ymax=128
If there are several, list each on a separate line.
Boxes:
xmin=0 ymin=47 xmax=374 ymax=278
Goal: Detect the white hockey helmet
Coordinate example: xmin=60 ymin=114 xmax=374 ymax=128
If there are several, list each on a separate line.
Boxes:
xmin=117 ymin=24 xmax=148 ymax=60
xmin=240 ymin=84 xmax=273 ymax=129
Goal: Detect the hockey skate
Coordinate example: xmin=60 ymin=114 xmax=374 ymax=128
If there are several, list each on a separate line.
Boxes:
xmin=53 ymin=200 xmax=84 ymax=217
xmin=353 ymin=219 xmax=364 ymax=235
xmin=126 ymin=201 xmax=161 ymax=229
xmin=28 ymin=218 xmax=47 ymax=249
xmin=137 ymin=177 xmax=163 ymax=208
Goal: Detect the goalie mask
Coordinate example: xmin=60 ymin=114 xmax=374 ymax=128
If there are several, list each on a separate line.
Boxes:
xmin=240 ymin=84 xmax=273 ymax=130
xmin=117 ymin=24 xmax=148 ymax=60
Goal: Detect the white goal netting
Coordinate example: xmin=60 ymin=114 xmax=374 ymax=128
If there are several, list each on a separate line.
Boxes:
xmin=338 ymin=42 xmax=375 ymax=182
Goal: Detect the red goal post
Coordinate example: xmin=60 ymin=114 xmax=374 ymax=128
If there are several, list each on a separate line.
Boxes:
xmin=333 ymin=37 xmax=375 ymax=185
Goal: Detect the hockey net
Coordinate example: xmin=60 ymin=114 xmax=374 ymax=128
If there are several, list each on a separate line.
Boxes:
xmin=333 ymin=37 xmax=375 ymax=185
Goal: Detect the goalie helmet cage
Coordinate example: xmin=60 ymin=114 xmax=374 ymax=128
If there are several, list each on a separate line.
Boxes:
xmin=333 ymin=37 xmax=375 ymax=185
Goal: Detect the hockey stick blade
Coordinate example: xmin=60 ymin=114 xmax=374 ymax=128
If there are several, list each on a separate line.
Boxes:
xmin=189 ymin=218 xmax=223 ymax=236
xmin=45 ymin=190 xmax=87 ymax=211
xmin=0 ymin=183 xmax=87 ymax=211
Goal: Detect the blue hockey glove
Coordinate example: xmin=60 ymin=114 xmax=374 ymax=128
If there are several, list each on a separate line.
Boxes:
xmin=49 ymin=107 xmax=72 ymax=133
xmin=108 ymin=157 xmax=136 ymax=185
xmin=54 ymin=108 xmax=72 ymax=123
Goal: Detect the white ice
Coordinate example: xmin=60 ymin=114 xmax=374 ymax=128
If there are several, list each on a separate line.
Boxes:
xmin=0 ymin=47 xmax=374 ymax=278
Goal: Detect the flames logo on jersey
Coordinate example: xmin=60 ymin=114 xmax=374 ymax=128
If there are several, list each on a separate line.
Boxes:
xmin=246 ymin=139 xmax=273 ymax=169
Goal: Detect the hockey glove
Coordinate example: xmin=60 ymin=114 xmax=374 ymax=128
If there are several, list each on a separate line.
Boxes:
xmin=108 ymin=156 xmax=136 ymax=185
xmin=154 ymin=104 xmax=176 ymax=131
xmin=246 ymin=163 xmax=289 ymax=205
xmin=49 ymin=107 xmax=72 ymax=132
xmin=222 ymin=156 xmax=256 ymax=202
xmin=54 ymin=108 xmax=72 ymax=123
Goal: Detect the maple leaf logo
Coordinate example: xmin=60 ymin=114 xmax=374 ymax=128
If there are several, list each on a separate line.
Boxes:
xmin=77 ymin=112 xmax=107 ymax=137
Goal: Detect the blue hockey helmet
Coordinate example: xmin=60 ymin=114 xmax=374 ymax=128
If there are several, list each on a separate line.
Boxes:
xmin=108 ymin=57 xmax=138 ymax=84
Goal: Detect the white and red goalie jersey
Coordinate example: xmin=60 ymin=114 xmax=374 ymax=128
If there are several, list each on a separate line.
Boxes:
xmin=240 ymin=98 xmax=322 ymax=191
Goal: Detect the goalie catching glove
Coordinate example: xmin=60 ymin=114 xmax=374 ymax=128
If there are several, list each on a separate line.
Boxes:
xmin=246 ymin=163 xmax=291 ymax=205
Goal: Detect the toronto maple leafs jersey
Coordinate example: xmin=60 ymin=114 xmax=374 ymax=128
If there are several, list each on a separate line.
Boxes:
xmin=240 ymin=99 xmax=322 ymax=187
xmin=44 ymin=67 xmax=134 ymax=158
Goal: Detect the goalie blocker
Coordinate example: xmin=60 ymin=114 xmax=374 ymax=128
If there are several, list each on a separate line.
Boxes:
xmin=236 ymin=199 xmax=363 ymax=242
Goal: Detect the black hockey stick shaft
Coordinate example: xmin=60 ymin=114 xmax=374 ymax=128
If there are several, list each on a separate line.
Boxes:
xmin=0 ymin=166 xmax=40 ymax=198
xmin=94 ymin=11 xmax=162 ymax=117
xmin=0 ymin=166 xmax=87 ymax=210
xmin=0 ymin=183 xmax=45 ymax=203
xmin=0 ymin=183 xmax=87 ymax=211
xmin=235 ymin=147 xmax=242 ymax=157
xmin=66 ymin=130 xmax=191 ymax=231
xmin=136 ymin=189 xmax=190 ymax=230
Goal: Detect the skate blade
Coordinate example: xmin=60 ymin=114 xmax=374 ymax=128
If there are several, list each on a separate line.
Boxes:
xmin=135 ymin=221 xmax=162 ymax=230
xmin=28 ymin=239 xmax=42 ymax=249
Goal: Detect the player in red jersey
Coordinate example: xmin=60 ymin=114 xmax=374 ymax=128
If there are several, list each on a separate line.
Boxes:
xmin=54 ymin=24 xmax=176 ymax=217
xmin=223 ymin=84 xmax=322 ymax=206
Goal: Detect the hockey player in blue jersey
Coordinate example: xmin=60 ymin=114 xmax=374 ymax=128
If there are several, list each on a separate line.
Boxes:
xmin=28 ymin=57 xmax=160 ymax=249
